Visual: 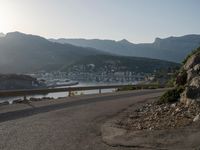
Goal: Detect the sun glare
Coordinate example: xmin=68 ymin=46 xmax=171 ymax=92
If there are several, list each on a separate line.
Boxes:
xmin=0 ymin=1 xmax=17 ymax=33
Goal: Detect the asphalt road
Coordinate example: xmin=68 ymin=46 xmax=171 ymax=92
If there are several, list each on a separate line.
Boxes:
xmin=0 ymin=89 xmax=167 ymax=150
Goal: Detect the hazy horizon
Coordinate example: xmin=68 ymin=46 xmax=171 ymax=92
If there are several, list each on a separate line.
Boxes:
xmin=0 ymin=0 xmax=200 ymax=43
xmin=1 ymin=31 xmax=200 ymax=44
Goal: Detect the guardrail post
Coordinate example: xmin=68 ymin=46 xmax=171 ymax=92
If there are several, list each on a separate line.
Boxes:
xmin=23 ymin=96 xmax=27 ymax=101
xmin=99 ymin=89 xmax=102 ymax=94
xmin=69 ymin=91 xmax=71 ymax=97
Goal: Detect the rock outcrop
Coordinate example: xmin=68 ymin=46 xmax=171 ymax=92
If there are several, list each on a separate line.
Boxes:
xmin=178 ymin=47 xmax=200 ymax=105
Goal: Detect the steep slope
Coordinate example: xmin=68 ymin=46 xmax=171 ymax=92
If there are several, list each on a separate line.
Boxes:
xmin=66 ymin=55 xmax=180 ymax=73
xmin=50 ymin=34 xmax=200 ymax=62
xmin=175 ymin=47 xmax=200 ymax=105
xmin=0 ymin=32 xmax=105 ymax=73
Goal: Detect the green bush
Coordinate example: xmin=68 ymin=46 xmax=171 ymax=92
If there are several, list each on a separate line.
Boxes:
xmin=157 ymin=86 xmax=184 ymax=104
xmin=166 ymin=78 xmax=175 ymax=87
xmin=117 ymin=84 xmax=163 ymax=91
xmin=117 ymin=85 xmax=136 ymax=91
xmin=156 ymin=47 xmax=200 ymax=105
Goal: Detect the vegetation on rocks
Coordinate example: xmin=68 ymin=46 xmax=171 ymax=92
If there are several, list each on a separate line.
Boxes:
xmin=157 ymin=86 xmax=184 ymax=104
xmin=158 ymin=47 xmax=200 ymax=105
xmin=116 ymin=47 xmax=200 ymax=130
xmin=117 ymin=84 xmax=164 ymax=91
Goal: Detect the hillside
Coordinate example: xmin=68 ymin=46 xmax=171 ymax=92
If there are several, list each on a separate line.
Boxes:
xmin=50 ymin=34 xmax=200 ymax=62
xmin=66 ymin=55 xmax=180 ymax=73
xmin=0 ymin=32 xmax=181 ymax=74
xmin=0 ymin=74 xmax=44 ymax=90
xmin=0 ymin=32 xmax=105 ymax=73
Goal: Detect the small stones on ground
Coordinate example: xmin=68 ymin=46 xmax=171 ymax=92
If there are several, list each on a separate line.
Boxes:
xmin=116 ymin=101 xmax=200 ymax=131
xmin=171 ymin=103 xmax=176 ymax=108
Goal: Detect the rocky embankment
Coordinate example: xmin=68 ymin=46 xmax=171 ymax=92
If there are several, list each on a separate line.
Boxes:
xmin=102 ymin=47 xmax=200 ymax=149
xmin=116 ymin=101 xmax=200 ymax=131
xmin=178 ymin=50 xmax=200 ymax=105
xmin=117 ymin=47 xmax=200 ymax=130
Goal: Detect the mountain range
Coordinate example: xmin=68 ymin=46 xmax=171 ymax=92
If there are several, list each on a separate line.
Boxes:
xmin=0 ymin=32 xmax=179 ymax=74
xmin=50 ymin=34 xmax=200 ymax=63
xmin=0 ymin=32 xmax=105 ymax=73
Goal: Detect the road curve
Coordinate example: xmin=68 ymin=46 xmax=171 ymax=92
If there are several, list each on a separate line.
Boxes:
xmin=0 ymin=89 xmax=167 ymax=150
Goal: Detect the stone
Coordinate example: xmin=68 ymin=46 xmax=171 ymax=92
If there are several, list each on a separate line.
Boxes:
xmin=186 ymin=86 xmax=200 ymax=99
xmin=194 ymin=64 xmax=200 ymax=72
xmin=180 ymin=85 xmax=200 ymax=105
xmin=190 ymin=77 xmax=200 ymax=88
xmin=179 ymin=50 xmax=200 ymax=105
xmin=187 ymin=69 xmax=197 ymax=82
xmin=175 ymin=108 xmax=180 ymax=112
xmin=171 ymin=103 xmax=176 ymax=108
xmin=184 ymin=52 xmax=200 ymax=70
xmin=193 ymin=114 xmax=200 ymax=122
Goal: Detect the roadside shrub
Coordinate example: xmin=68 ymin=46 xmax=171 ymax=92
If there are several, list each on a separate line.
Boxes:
xmin=69 ymin=91 xmax=78 ymax=96
xmin=147 ymin=86 xmax=157 ymax=89
xmin=166 ymin=78 xmax=175 ymax=87
xmin=157 ymin=86 xmax=184 ymax=105
xmin=117 ymin=83 xmax=163 ymax=91
xmin=117 ymin=85 xmax=136 ymax=91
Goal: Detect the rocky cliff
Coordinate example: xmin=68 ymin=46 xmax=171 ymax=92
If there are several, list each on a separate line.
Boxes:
xmin=176 ymin=47 xmax=200 ymax=105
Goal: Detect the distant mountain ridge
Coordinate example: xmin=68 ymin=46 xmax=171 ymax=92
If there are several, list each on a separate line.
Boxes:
xmin=0 ymin=32 xmax=105 ymax=73
xmin=50 ymin=34 xmax=200 ymax=62
xmin=0 ymin=32 xmax=178 ymax=74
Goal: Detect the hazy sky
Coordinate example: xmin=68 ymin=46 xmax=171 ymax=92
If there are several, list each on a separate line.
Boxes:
xmin=0 ymin=0 xmax=199 ymax=43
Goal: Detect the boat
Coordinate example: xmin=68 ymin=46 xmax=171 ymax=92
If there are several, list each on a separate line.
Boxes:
xmin=47 ymin=80 xmax=79 ymax=88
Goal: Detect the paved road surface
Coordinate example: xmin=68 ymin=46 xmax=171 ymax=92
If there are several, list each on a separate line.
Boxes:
xmin=0 ymin=89 xmax=166 ymax=150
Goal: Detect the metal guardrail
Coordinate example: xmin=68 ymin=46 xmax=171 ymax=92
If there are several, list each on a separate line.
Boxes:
xmin=0 ymin=84 xmax=165 ymax=97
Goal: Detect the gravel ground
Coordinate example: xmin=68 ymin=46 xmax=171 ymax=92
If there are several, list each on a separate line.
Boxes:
xmin=116 ymin=101 xmax=200 ymax=131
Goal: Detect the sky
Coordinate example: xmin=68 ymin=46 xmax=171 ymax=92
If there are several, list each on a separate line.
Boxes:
xmin=0 ymin=0 xmax=199 ymax=43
